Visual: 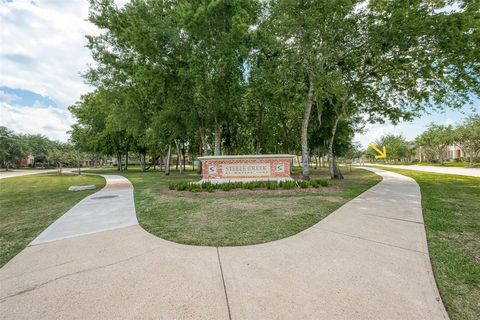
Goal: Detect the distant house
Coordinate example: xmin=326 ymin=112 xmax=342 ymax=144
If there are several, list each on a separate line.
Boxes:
xmin=20 ymin=154 xmax=35 ymax=167
xmin=447 ymin=145 xmax=466 ymax=160
xmin=415 ymin=144 xmax=468 ymax=162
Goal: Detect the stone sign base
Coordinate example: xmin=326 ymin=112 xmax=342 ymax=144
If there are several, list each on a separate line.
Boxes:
xmin=198 ymin=155 xmax=295 ymax=184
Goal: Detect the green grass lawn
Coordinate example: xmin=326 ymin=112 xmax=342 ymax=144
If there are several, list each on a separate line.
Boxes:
xmin=416 ymin=161 xmax=480 ymax=168
xmin=87 ymin=166 xmax=381 ymax=246
xmin=372 ymin=167 xmax=480 ymax=320
xmin=370 ymin=161 xmax=479 ymax=168
xmin=0 ymin=173 xmax=105 ymax=267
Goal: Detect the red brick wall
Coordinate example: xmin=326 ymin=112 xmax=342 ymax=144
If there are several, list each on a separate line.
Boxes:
xmin=202 ymin=158 xmax=292 ymax=180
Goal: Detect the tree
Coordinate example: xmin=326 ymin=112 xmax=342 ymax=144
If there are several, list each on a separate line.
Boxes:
xmin=455 ymin=115 xmax=480 ymax=166
xmin=68 ymin=149 xmax=85 ymax=175
xmin=373 ymin=135 xmax=410 ymax=163
xmin=23 ymin=134 xmax=53 ymax=167
xmin=265 ymin=0 xmax=479 ymax=179
xmin=47 ymin=145 xmax=69 ymax=175
xmin=0 ymin=127 xmax=27 ymax=170
xmin=181 ymin=0 xmax=260 ymax=156
xmin=71 ymin=0 xmax=479 ymax=180
xmin=416 ymin=124 xmax=455 ymax=164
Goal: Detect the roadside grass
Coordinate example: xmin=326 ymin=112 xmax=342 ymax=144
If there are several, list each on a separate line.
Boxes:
xmin=369 ymin=161 xmax=479 ymax=168
xmin=371 ymin=167 xmax=480 ymax=320
xmin=416 ymin=161 xmax=480 ymax=168
xmin=0 ymin=173 xmax=105 ymax=268
xmin=86 ymin=166 xmax=381 ymax=246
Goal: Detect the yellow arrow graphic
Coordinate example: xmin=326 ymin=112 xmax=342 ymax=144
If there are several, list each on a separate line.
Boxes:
xmin=368 ymin=143 xmax=387 ymax=159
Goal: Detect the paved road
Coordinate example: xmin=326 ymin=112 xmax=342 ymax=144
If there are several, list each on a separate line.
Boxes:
xmin=0 ymin=168 xmax=87 ymax=180
xmin=367 ymin=163 xmax=480 ymax=177
xmin=0 ymin=169 xmax=448 ymax=319
xmin=0 ymin=169 xmax=58 ymax=179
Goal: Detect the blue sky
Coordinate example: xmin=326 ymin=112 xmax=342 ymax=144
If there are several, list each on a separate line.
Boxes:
xmin=0 ymin=86 xmax=57 ymax=107
xmin=354 ymin=101 xmax=479 ymax=147
xmin=0 ymin=0 xmax=478 ymax=144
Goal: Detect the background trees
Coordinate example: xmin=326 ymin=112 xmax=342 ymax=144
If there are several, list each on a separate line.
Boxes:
xmin=454 ymin=115 xmax=480 ymax=166
xmin=368 ymin=135 xmax=411 ymax=163
xmin=0 ymin=126 xmax=92 ymax=171
xmin=46 ymin=143 xmax=69 ymax=175
xmin=366 ymin=115 xmax=479 ymax=166
xmin=416 ymin=124 xmax=455 ymax=165
xmin=0 ymin=127 xmax=27 ymax=170
xmin=65 ymin=0 xmax=479 ymax=178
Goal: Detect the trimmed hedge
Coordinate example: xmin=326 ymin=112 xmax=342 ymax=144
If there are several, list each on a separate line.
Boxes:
xmin=169 ymin=179 xmax=329 ymax=192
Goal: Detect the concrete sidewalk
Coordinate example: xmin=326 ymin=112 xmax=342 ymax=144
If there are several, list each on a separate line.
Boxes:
xmin=367 ymin=163 xmax=480 ymax=177
xmin=0 ymin=168 xmax=448 ymax=319
xmin=31 ymin=175 xmax=138 ymax=245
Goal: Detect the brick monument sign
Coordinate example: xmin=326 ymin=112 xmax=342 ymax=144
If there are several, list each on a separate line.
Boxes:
xmin=198 ymin=155 xmax=295 ymax=184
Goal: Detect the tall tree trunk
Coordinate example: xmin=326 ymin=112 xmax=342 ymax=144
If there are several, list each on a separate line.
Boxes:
xmin=192 ymin=152 xmax=195 ymax=171
xmin=140 ymin=153 xmax=146 ymax=172
xmin=125 ymin=151 xmax=129 ymax=170
xmin=159 ymin=154 xmax=163 ymax=172
xmin=165 ymin=144 xmax=171 ymax=176
xmin=316 ymin=105 xmax=323 ymax=172
xmin=332 ymin=156 xmax=344 ymax=179
xmin=182 ymin=145 xmax=186 ymax=172
xmin=199 ymin=131 xmax=207 ymax=174
xmin=59 ymin=162 xmax=62 ymax=175
xmin=153 ymin=153 xmax=157 ymax=171
xmin=117 ymin=152 xmax=122 ymax=172
xmin=316 ymin=104 xmax=323 ymax=128
xmin=301 ymin=71 xmax=314 ymax=179
xmin=175 ymin=140 xmax=183 ymax=173
xmin=328 ymin=115 xmax=343 ymax=179
xmin=214 ymin=120 xmax=221 ymax=156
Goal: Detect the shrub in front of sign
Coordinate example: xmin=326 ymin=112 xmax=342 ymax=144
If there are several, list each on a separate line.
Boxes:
xmin=168 ymin=179 xmax=329 ymax=192
xmin=298 ymin=180 xmax=309 ymax=189
xmin=279 ymin=180 xmax=295 ymax=189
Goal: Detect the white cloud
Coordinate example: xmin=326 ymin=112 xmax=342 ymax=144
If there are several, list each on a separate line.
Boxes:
xmin=354 ymin=122 xmax=399 ymax=148
xmin=0 ymin=0 xmax=128 ymax=142
xmin=0 ymin=0 xmax=99 ymax=107
xmin=0 ymin=101 xmax=74 ymax=141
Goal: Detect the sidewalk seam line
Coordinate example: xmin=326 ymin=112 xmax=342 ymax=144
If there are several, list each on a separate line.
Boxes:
xmin=363 ymin=213 xmax=424 ymax=224
xmin=316 ymin=227 xmax=427 ymax=254
xmin=216 ymin=247 xmax=232 ymax=320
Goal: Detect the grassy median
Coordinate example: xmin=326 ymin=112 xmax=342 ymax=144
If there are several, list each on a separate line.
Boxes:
xmin=0 ymin=173 xmax=105 ymax=267
xmin=87 ymin=166 xmax=381 ymax=246
xmin=372 ymin=167 xmax=480 ymax=320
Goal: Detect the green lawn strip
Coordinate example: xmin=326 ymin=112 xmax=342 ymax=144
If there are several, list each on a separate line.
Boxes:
xmin=371 ymin=166 xmax=480 ymax=320
xmin=369 ymin=161 xmax=479 ymax=168
xmin=416 ymin=162 xmax=479 ymax=168
xmin=0 ymin=173 xmax=105 ymax=267
xmin=86 ymin=167 xmax=381 ymax=246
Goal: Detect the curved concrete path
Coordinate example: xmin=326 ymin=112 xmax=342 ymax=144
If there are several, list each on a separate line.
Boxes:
xmin=31 ymin=175 xmax=138 ymax=245
xmin=367 ymin=163 xmax=480 ymax=177
xmin=0 ymin=169 xmax=449 ymax=319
